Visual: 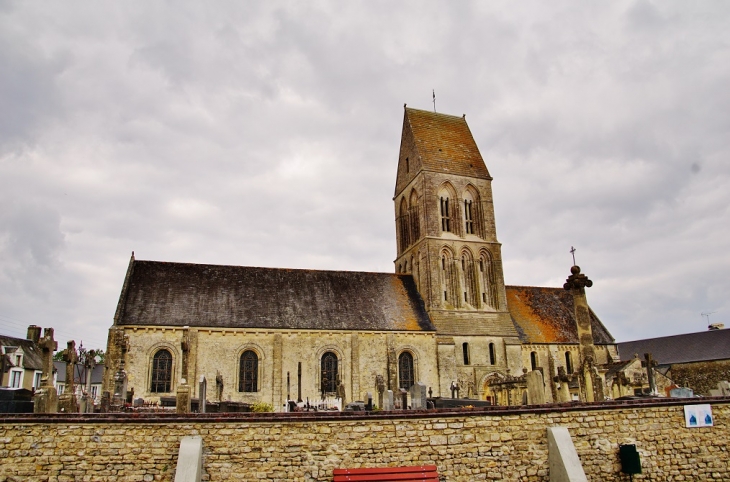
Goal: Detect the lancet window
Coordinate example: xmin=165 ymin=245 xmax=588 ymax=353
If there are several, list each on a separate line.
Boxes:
xmin=239 ymin=350 xmax=259 ymax=392
xmin=398 ymin=352 xmax=414 ymax=390
xmin=321 ymin=352 xmax=338 ymax=393
xmin=150 ymin=349 xmax=172 ymax=393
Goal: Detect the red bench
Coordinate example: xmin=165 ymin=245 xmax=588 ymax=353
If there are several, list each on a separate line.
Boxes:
xmin=333 ymin=465 xmax=439 ymax=481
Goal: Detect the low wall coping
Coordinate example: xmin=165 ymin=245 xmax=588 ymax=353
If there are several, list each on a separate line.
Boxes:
xmin=2 ymin=396 xmax=728 ymax=425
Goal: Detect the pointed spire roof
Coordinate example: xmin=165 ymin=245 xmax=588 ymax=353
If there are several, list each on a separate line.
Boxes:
xmin=404 ymin=107 xmax=491 ymax=179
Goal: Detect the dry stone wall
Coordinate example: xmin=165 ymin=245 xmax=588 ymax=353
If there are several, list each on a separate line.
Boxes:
xmin=0 ymin=398 xmax=728 ymax=482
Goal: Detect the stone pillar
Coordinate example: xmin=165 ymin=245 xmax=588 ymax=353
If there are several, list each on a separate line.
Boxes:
xmin=350 ymin=333 xmax=360 ymax=402
xmin=564 ymin=265 xmax=604 ymax=402
xmin=272 ymin=334 xmax=283 ymax=410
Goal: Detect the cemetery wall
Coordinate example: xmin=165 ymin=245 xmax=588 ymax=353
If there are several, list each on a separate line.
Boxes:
xmin=0 ymin=397 xmax=729 ymax=482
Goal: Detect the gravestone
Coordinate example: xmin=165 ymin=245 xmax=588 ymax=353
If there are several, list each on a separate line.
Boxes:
xmin=365 ymin=392 xmax=373 ymax=410
xmin=199 ymin=376 xmax=207 ymax=413
xmin=410 ymin=382 xmax=427 ymax=409
xmin=383 ymin=390 xmax=394 ymax=411
xmin=526 ymin=370 xmax=546 ymax=404
xmin=709 ymin=381 xmax=730 ymax=397
xmin=669 ymin=387 xmax=694 ymax=398
xmin=399 ymin=388 xmax=408 ymax=409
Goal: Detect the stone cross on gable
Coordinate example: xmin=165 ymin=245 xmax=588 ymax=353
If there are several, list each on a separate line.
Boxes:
xmin=63 ymin=340 xmax=78 ymax=394
xmin=38 ymin=328 xmax=57 ymax=386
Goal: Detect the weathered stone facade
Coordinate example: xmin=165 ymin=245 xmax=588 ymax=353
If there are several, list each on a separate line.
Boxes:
xmin=1 ymin=398 xmax=728 ymax=481
xmin=114 ymin=325 xmax=439 ymax=408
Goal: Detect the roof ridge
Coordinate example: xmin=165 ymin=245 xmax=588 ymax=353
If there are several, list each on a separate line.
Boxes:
xmin=134 ymin=259 xmax=408 ymax=277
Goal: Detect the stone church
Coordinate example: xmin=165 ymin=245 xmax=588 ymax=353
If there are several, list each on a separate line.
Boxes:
xmin=103 ymin=107 xmax=618 ymax=409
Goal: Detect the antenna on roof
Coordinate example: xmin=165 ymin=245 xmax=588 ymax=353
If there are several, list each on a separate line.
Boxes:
xmin=702 ymin=311 xmax=717 ymax=326
xmin=432 ymin=89 xmax=436 ymax=112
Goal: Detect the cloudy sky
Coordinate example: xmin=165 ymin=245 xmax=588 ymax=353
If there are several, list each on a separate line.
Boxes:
xmin=1 ymin=1 xmax=729 ymax=352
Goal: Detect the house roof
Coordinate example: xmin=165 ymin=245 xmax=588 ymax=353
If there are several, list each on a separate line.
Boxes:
xmin=505 ymin=286 xmax=615 ymax=345
xmin=404 ymin=108 xmax=491 ymax=179
xmin=617 ymin=329 xmax=730 ymax=365
xmin=115 ymin=258 xmax=436 ymax=332
xmin=0 ymin=335 xmax=43 ymax=371
xmin=54 ymin=361 xmax=104 ymax=384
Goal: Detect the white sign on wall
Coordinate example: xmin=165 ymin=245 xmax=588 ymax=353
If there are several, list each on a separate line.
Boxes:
xmin=684 ymin=404 xmax=713 ymax=428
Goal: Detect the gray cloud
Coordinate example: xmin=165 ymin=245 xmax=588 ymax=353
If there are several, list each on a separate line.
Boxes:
xmin=0 ymin=1 xmax=729 ymax=348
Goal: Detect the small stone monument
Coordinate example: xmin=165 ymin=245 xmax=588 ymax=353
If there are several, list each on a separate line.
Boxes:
xmin=709 ymin=380 xmax=730 ymax=397
xmin=199 ymin=375 xmax=207 ymax=413
xmin=177 ymin=379 xmax=191 ymax=414
xmin=399 ymin=388 xmax=408 ymax=409
xmin=410 ymin=382 xmax=427 ymax=409
xmin=526 ymin=370 xmax=546 ymax=404
xmin=111 ymin=360 xmax=128 ymax=412
xmin=669 ymin=387 xmax=694 ymax=398
xmin=365 ymin=392 xmax=373 ymax=410
xmin=58 ymin=340 xmax=79 ymax=413
xmin=375 ymin=374 xmax=385 ymax=409
xmin=34 ymin=328 xmax=58 ymax=413
xmin=383 ymin=390 xmax=394 ymax=411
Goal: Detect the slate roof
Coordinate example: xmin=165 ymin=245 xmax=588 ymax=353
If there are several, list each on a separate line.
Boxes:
xmin=405 ymin=108 xmax=491 ymax=179
xmin=116 ymin=259 xmax=435 ymax=332
xmin=505 ymin=286 xmax=615 ymax=344
xmin=617 ymin=329 xmax=730 ymax=365
xmin=0 ymin=334 xmax=43 ymax=371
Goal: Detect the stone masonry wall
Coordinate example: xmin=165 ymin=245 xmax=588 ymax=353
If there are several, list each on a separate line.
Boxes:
xmin=0 ymin=398 xmax=728 ymax=482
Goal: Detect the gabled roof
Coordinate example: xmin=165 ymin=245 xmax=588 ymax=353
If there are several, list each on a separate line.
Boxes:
xmin=404 ymin=108 xmax=491 ymax=179
xmin=0 ymin=335 xmax=43 ymax=371
xmin=505 ymin=286 xmax=615 ymax=344
xmin=116 ymin=258 xmax=435 ymax=332
xmin=617 ymin=329 xmax=730 ymax=365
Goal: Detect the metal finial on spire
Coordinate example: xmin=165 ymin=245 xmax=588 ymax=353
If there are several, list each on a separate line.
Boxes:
xmin=570 ymin=246 xmax=576 ymax=266
xmin=432 ymin=89 xmax=436 ymax=112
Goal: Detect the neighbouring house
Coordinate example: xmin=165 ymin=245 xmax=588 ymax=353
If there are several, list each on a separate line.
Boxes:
xmin=618 ymin=326 xmax=730 ymax=395
xmin=54 ymin=360 xmax=104 ymax=403
xmin=0 ymin=327 xmax=45 ymax=391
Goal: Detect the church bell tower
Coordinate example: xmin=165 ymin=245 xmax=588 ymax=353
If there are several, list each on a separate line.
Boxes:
xmin=394 ymin=106 xmax=521 ymax=395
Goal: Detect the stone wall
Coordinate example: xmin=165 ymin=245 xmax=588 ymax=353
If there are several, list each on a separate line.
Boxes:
xmin=669 ymin=359 xmax=730 ymax=395
xmin=1 ymin=397 xmax=728 ymax=481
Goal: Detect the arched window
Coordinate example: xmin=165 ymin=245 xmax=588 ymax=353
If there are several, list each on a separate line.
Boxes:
xmin=460 ymin=249 xmax=477 ymax=307
xmin=398 ymin=352 xmax=414 ymax=390
xmin=409 ymin=190 xmax=420 ymax=241
xmin=530 ymin=351 xmax=539 ymax=371
xmin=150 ymin=349 xmax=172 ymax=393
xmin=321 ymin=352 xmax=338 ymax=393
xmin=479 ymin=250 xmax=499 ymax=310
xmin=464 ymin=194 xmax=474 ymax=234
xmin=463 ymin=343 xmax=470 ymax=365
xmin=439 ymin=196 xmax=451 ymax=232
xmin=489 ymin=343 xmax=496 ymax=365
xmin=440 ymin=249 xmax=456 ymax=305
xmin=463 ymin=188 xmax=482 ymax=237
xmin=398 ymin=198 xmax=410 ymax=252
xmin=239 ymin=350 xmax=258 ymax=392
xmin=565 ymin=351 xmax=573 ymax=374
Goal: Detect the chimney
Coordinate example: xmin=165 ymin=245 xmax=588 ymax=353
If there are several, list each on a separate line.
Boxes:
xmin=708 ymin=323 xmax=725 ymax=331
xmin=27 ymin=325 xmax=42 ymax=343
